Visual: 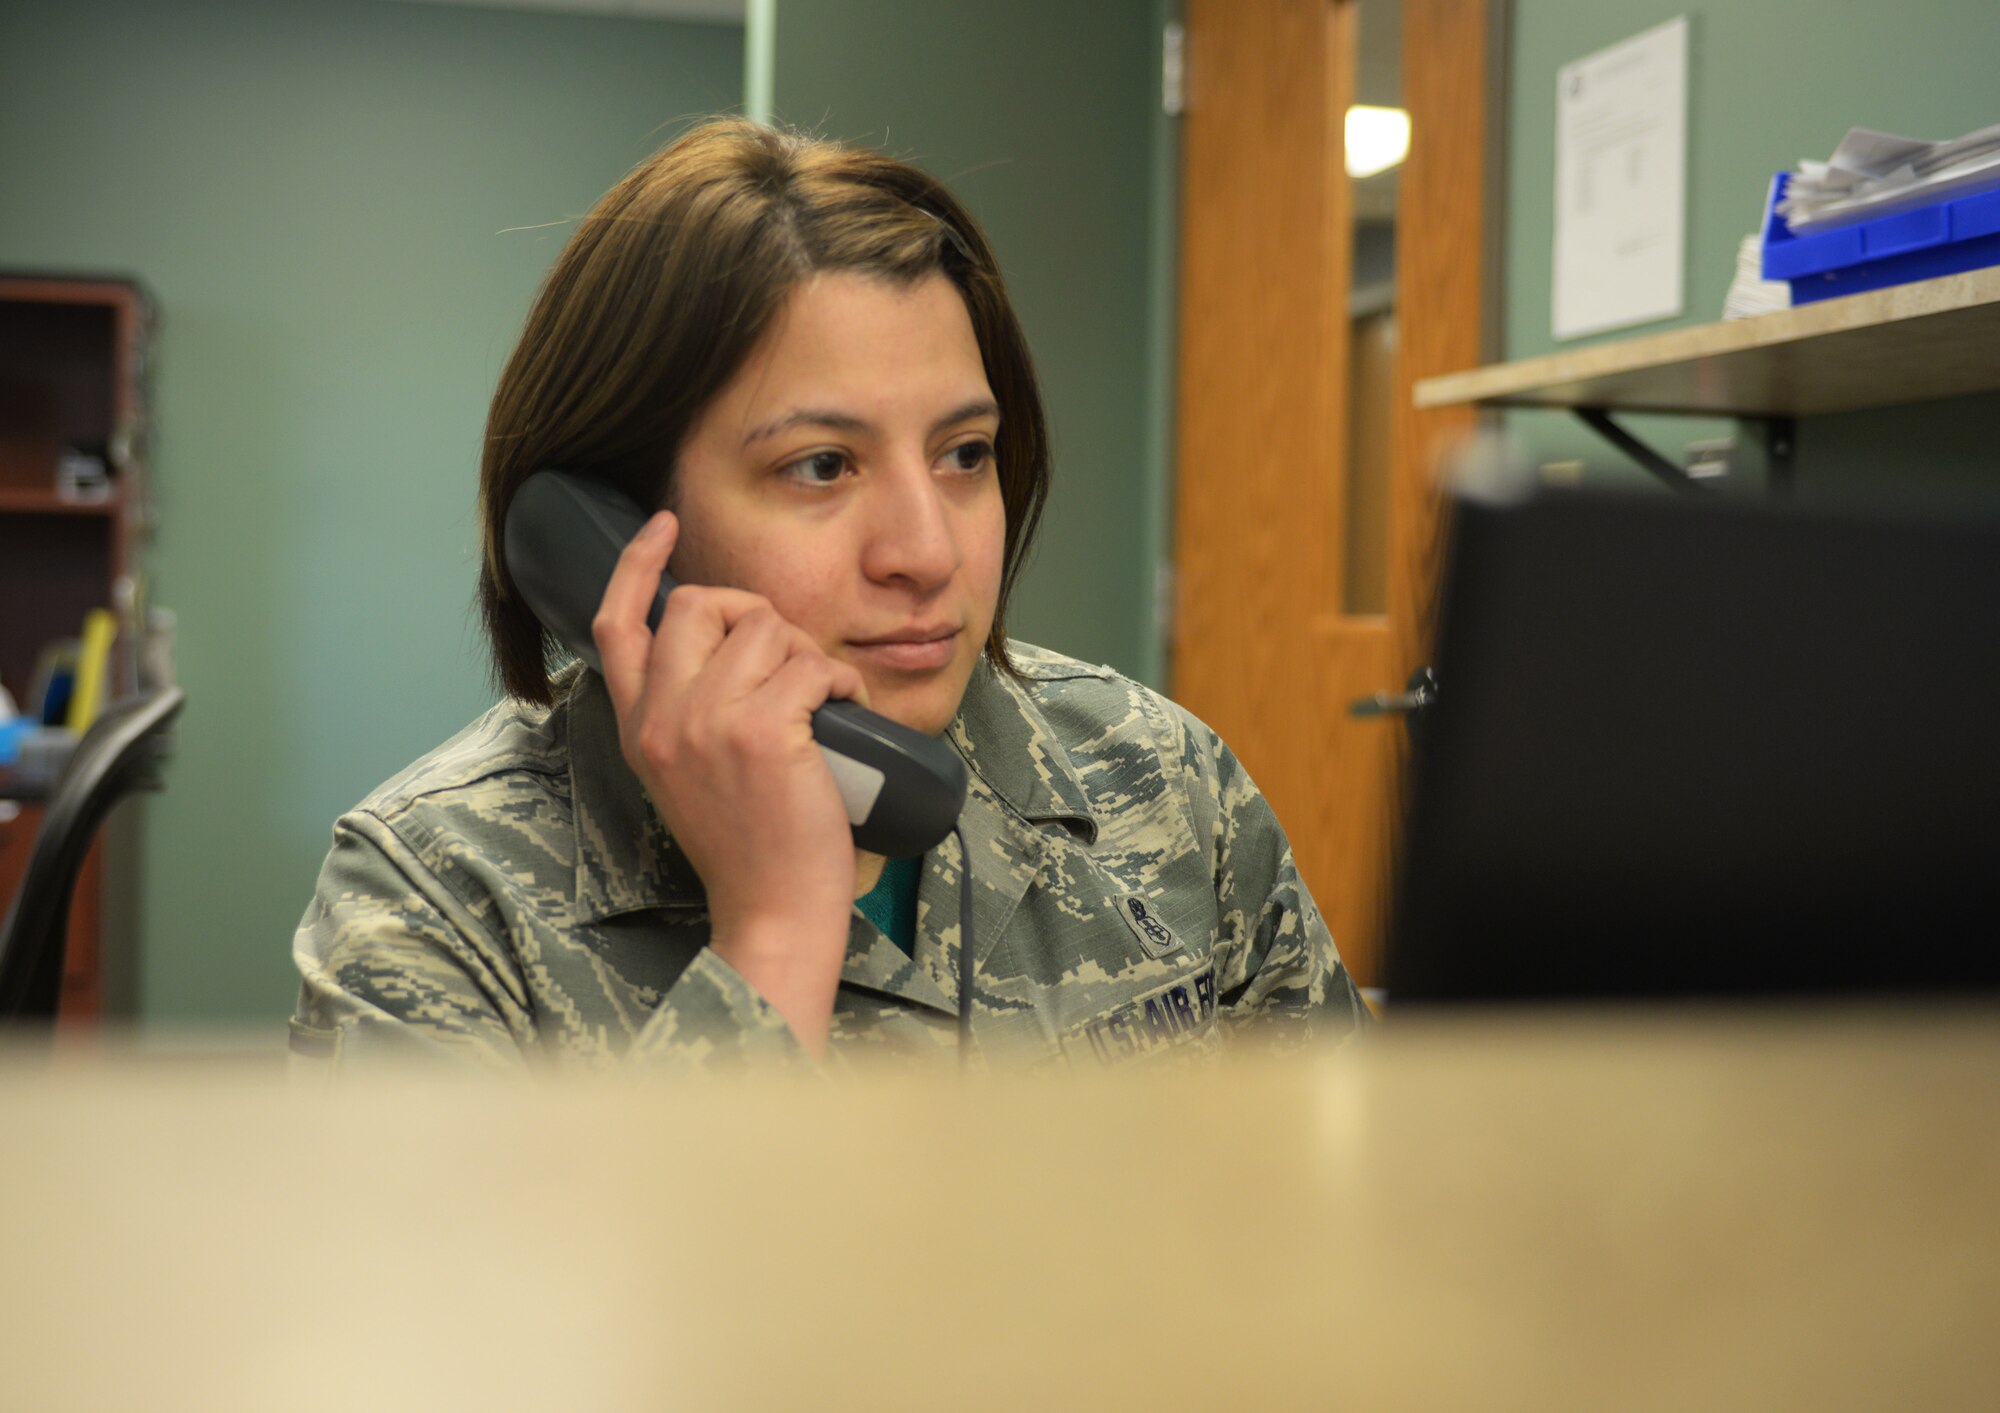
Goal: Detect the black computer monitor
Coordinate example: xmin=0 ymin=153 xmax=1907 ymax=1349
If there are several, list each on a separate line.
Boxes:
xmin=1384 ymin=484 xmax=2000 ymax=1002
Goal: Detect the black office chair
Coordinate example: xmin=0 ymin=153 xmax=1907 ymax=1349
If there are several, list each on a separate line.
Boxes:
xmin=0 ymin=687 xmax=185 ymax=1021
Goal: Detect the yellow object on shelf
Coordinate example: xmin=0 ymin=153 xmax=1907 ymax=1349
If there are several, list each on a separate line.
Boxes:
xmin=65 ymin=608 xmax=118 ymax=732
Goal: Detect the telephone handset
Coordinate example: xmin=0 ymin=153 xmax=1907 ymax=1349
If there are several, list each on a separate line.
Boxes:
xmin=503 ymin=470 xmax=970 ymax=858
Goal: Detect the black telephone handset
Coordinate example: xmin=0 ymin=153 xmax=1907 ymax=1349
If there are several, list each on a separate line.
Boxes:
xmin=503 ymin=470 xmax=969 ymax=858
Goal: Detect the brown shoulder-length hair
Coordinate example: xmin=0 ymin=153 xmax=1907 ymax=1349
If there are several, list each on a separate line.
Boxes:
xmin=477 ymin=117 xmax=1051 ymax=706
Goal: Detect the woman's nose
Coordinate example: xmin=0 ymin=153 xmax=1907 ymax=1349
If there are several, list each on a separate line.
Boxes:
xmin=861 ymin=459 xmax=963 ymax=590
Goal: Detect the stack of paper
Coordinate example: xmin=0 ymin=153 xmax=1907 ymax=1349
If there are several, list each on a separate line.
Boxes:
xmin=1722 ymin=232 xmax=1791 ymax=320
xmin=1728 ymin=230 xmax=1792 ymax=318
xmin=1777 ymin=122 xmax=2000 ymax=233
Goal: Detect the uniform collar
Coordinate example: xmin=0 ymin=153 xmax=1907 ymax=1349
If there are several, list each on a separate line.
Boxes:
xmin=561 ymin=652 xmax=1099 ymax=927
xmin=946 ymin=653 xmax=1100 ymax=845
xmin=852 ymin=656 xmax=1104 ymax=1022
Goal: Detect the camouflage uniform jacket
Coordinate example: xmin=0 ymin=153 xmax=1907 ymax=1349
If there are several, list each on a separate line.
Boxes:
xmin=290 ymin=642 xmax=1369 ymax=1074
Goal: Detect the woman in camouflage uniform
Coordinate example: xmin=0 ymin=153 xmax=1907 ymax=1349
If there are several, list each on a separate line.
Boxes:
xmin=291 ymin=118 xmax=1369 ymax=1074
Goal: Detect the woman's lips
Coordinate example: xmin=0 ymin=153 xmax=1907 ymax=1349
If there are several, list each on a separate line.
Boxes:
xmin=848 ymin=630 xmax=959 ymax=671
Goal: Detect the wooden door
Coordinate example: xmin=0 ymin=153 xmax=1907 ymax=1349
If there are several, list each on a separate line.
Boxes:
xmin=1171 ymin=0 xmax=1492 ymax=989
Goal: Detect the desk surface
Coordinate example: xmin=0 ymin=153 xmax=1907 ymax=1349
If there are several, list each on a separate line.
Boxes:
xmin=3 ymin=1009 xmax=1996 ymax=1411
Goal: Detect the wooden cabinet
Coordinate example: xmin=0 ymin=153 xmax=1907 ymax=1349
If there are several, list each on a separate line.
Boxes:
xmin=0 ymin=274 xmax=155 ymax=1020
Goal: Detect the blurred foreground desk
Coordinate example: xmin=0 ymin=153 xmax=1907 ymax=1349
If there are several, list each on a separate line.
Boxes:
xmin=2 ymin=1010 xmax=1996 ymax=1411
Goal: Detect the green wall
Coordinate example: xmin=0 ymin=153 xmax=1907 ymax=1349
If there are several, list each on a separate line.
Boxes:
xmin=1503 ymin=0 xmax=2000 ymax=496
xmin=26 ymin=0 xmax=1985 ymax=1030
xmin=761 ymin=0 xmax=1178 ymax=685
xmin=0 ymin=0 xmax=742 ymax=1027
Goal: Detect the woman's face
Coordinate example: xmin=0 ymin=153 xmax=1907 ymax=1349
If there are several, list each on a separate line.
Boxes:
xmin=667 ymin=271 xmax=1007 ymax=737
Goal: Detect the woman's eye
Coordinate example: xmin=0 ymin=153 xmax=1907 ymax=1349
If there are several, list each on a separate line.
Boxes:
xmin=946 ymin=440 xmax=994 ymax=474
xmin=784 ymin=450 xmax=850 ymax=485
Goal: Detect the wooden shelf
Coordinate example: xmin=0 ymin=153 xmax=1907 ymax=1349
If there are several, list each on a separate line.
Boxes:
xmin=0 ymin=488 xmax=123 ymax=515
xmin=1415 ymin=266 xmax=2000 ymax=417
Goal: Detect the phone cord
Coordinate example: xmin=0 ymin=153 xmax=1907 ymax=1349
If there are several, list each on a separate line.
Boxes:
xmin=952 ymin=822 xmax=975 ymax=1070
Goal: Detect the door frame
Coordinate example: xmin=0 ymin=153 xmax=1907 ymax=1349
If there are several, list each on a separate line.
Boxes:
xmin=1169 ymin=0 xmax=1501 ymax=987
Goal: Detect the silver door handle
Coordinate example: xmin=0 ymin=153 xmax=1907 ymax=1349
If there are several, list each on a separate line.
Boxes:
xmin=1348 ymin=667 xmax=1438 ymax=718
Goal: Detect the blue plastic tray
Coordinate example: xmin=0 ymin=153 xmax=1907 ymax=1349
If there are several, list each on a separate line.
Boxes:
xmin=1760 ymin=170 xmax=2000 ymax=305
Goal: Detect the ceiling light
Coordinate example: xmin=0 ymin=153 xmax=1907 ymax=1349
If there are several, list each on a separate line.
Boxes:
xmin=1346 ymin=105 xmax=1411 ymax=180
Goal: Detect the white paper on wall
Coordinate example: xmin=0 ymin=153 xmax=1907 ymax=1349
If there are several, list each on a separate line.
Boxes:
xmin=1552 ymin=16 xmax=1688 ymax=340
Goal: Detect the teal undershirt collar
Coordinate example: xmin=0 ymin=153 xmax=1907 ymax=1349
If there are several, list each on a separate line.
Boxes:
xmin=856 ymin=854 xmax=923 ymax=957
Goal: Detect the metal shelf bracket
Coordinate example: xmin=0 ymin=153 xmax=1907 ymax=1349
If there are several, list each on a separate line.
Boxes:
xmin=1574 ymin=407 xmax=1798 ymax=496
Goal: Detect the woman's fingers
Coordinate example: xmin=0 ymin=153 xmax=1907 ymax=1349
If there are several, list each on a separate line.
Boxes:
xmin=683 ymin=611 xmax=853 ymax=730
xmin=592 ymin=510 xmax=678 ymax=716
xmin=826 ymin=658 xmax=870 ymax=712
xmin=591 ymin=517 xmax=809 ymax=722
xmin=600 ymin=548 xmax=874 ymax=802
xmin=650 ymin=584 xmax=800 ymax=702
xmin=753 ymin=648 xmax=866 ymax=731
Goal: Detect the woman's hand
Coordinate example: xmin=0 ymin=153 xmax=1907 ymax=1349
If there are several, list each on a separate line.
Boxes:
xmin=592 ymin=510 xmax=865 ymax=1056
